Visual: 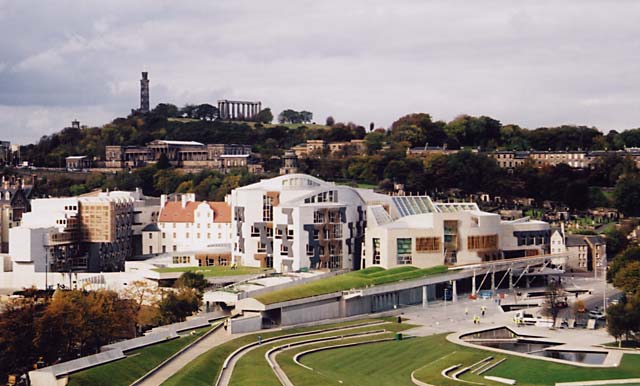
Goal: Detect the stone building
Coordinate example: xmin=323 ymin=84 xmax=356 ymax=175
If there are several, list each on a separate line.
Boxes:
xmin=105 ymin=140 xmax=260 ymax=172
xmin=0 ymin=176 xmax=32 ymax=253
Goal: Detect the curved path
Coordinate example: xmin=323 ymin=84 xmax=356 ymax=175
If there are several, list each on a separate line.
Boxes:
xmin=267 ymin=330 xmax=389 ymax=386
xmin=216 ymin=321 xmax=387 ymax=386
xmin=135 ymin=323 xmax=240 ymax=386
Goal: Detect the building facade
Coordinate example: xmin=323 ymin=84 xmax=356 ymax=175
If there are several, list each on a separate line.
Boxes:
xmin=550 ymin=228 xmax=607 ymax=272
xmin=230 ymin=174 xmax=389 ymax=272
xmin=291 ymin=139 xmax=366 ymax=158
xmin=142 ymin=193 xmax=231 ymax=257
xmin=105 ymin=140 xmax=259 ymax=172
xmin=0 ymin=176 xmax=32 ymax=253
xmin=9 ymin=190 xmax=158 ymax=273
xmin=363 ymin=197 xmax=551 ymax=269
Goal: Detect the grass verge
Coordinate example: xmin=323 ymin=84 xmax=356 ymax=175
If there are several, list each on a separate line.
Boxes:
xmin=152 ymin=265 xmax=266 ymax=277
xmin=160 ymin=318 xmax=387 ymax=386
xmin=255 ymin=265 xmax=448 ymax=305
xmin=67 ymin=326 xmax=212 ymax=386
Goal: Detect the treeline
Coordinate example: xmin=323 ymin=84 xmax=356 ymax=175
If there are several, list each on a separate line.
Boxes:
xmin=33 ymin=165 xmax=261 ymax=201
xmin=299 ymin=149 xmax=639 ymax=214
xmin=21 ymin=110 xmax=365 ymax=168
xmin=0 ymin=273 xmax=206 ymax=380
xmin=385 ymin=113 xmax=640 ymax=150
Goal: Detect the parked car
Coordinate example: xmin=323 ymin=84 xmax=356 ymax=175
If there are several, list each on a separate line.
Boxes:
xmin=588 ymin=310 xmax=606 ymax=320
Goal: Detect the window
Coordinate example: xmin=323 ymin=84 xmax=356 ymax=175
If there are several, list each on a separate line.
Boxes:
xmin=397 ymin=255 xmax=412 ymax=265
xmin=467 ymin=234 xmax=498 ymax=250
xmin=314 ymin=211 xmax=325 ymax=224
xmin=257 ymin=242 xmax=267 ymax=253
xmin=287 ymin=229 xmax=294 ymax=238
xmin=281 ymin=244 xmax=289 ymax=253
xmin=149 ymin=246 xmax=153 ymax=254
xmin=207 ymin=233 xmax=211 ymax=239
xmin=306 ymin=244 xmax=315 ymax=256
xmin=313 ymin=229 xmax=319 ymax=240
xmin=197 ymin=233 xmax=201 ymax=239
xmin=148 ymin=233 xmax=152 ymax=239
xmin=251 ymin=225 xmax=260 ymax=237
xmin=162 ymin=246 xmax=166 ymax=253
xmin=266 ymin=227 xmax=273 ymax=237
xmin=263 ymin=195 xmax=273 ymax=221
xmin=372 ymin=238 xmax=381 ymax=265
xmin=275 ymin=228 xmax=283 ymax=239
xmin=186 ymin=232 xmax=190 ymax=239
xmin=416 ymin=237 xmax=441 ymax=252
xmin=173 ymin=245 xmax=177 ymax=251
xmin=329 ymin=211 xmax=339 ymax=223
xmin=396 ymin=238 xmax=412 ymax=255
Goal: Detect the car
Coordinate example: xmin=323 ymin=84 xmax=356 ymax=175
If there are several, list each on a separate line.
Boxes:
xmin=479 ymin=290 xmax=493 ymax=299
xmin=589 ymin=310 xmax=606 ymax=320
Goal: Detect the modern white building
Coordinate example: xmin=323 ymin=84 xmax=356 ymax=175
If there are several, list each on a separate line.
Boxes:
xmin=230 ymin=174 xmax=392 ymax=272
xmin=142 ymin=193 xmax=232 ymax=258
xmin=9 ymin=189 xmax=159 ymax=273
xmin=363 ymin=196 xmax=551 ymax=269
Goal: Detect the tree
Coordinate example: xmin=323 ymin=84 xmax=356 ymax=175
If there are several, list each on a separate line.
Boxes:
xmin=174 ymin=271 xmax=209 ymax=293
xmin=613 ymin=261 xmax=640 ymax=295
xmin=614 ymin=174 xmax=640 ymax=217
xmin=607 ymin=302 xmax=628 ymax=346
xmin=158 ymin=288 xmax=202 ymax=324
xmin=541 ymin=280 xmax=563 ymax=326
xmin=122 ymin=281 xmax=162 ymax=333
xmin=255 ymin=108 xmax=274 ymax=123
xmin=326 ymin=116 xmax=335 ymax=126
xmin=300 ymin=111 xmax=313 ymax=123
xmin=180 ymin=104 xmax=198 ymax=119
xmin=278 ymin=109 xmax=303 ymax=124
xmin=0 ymin=298 xmax=39 ymax=380
xmin=156 ymin=153 xmax=171 ymax=170
xmin=195 ymin=104 xmax=218 ymax=121
xmin=151 ymin=103 xmax=180 ymax=118
xmin=605 ymin=228 xmax=629 ymax=258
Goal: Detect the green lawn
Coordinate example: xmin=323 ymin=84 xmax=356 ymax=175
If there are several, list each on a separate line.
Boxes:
xmin=152 ymin=265 xmax=266 ymax=277
xmin=68 ymin=325 xmax=213 ymax=386
xmin=160 ymin=319 xmax=385 ymax=386
xmin=229 ymin=322 xmax=415 ymax=386
xmin=255 ymin=266 xmax=449 ymax=305
xmin=284 ymin=333 xmax=640 ymax=386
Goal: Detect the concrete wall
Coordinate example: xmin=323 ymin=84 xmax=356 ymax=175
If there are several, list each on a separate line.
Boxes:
xmin=281 ymin=298 xmax=341 ymax=325
xmin=230 ymin=313 xmax=262 ymax=334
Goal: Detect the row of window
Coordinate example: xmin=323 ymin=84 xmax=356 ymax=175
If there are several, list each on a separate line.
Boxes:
xmin=313 ymin=210 xmax=341 ymax=224
xmin=160 ymin=222 xmax=222 ymax=229
xmin=304 ymin=190 xmax=338 ymax=204
xmin=159 ymin=232 xmax=223 ymax=240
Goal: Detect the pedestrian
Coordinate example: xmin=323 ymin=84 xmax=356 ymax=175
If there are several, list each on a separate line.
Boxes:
xmin=224 ymin=319 xmax=228 ymax=331
xmin=481 ymin=306 xmax=486 ymax=317
xmin=258 ymin=335 xmax=262 ymax=345
xmin=465 ymin=307 xmax=469 ymax=316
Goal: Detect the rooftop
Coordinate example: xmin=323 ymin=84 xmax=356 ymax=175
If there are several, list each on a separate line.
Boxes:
xmin=159 ymin=201 xmax=231 ymax=223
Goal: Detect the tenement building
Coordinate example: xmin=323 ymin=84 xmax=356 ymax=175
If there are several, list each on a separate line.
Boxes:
xmin=9 ymin=190 xmax=158 ymax=273
xmin=105 ymin=140 xmax=261 ymax=172
xmin=363 ymin=196 xmax=551 ymax=269
xmin=0 ymin=176 xmax=32 ymax=253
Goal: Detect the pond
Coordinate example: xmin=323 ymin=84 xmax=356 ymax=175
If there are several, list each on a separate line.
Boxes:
xmin=529 ymin=350 xmax=607 ymax=365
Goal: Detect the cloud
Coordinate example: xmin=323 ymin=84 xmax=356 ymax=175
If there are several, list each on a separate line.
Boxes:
xmin=1 ymin=0 xmax=640 ymax=145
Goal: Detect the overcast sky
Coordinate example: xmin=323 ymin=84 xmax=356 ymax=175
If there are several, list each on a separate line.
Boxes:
xmin=1 ymin=0 xmax=639 ymax=144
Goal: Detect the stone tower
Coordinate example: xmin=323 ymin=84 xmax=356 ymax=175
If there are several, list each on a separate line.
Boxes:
xmin=279 ymin=150 xmax=299 ymax=175
xmin=140 ymin=72 xmax=150 ymax=113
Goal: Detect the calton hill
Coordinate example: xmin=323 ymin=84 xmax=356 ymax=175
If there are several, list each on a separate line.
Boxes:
xmin=12 ymin=104 xmax=640 ymax=222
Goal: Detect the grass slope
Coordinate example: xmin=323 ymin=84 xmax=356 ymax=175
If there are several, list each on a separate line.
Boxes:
xmin=160 ymin=319 xmax=384 ymax=386
xmin=229 ymin=322 xmax=415 ymax=386
xmin=67 ymin=326 xmax=212 ymax=386
xmin=288 ymin=333 xmax=640 ymax=386
xmin=152 ymin=265 xmax=265 ymax=277
xmin=255 ymin=266 xmax=448 ymax=305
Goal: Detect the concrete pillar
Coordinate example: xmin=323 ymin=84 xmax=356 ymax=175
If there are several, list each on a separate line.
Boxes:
xmin=491 ymin=267 xmax=496 ymax=294
xmin=452 ymin=280 xmax=458 ymax=303
xmin=472 ymin=271 xmax=476 ymax=295
xmin=258 ymin=102 xmax=262 ymax=113
xmin=509 ymin=269 xmax=513 ymax=290
xmin=422 ymin=285 xmax=427 ymax=308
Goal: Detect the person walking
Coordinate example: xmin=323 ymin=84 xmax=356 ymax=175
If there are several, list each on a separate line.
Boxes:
xmin=464 ymin=307 xmax=469 ymax=316
xmin=481 ymin=306 xmax=486 ymax=317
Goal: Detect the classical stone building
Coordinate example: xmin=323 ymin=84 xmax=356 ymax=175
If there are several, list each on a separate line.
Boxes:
xmin=105 ymin=140 xmax=261 ymax=172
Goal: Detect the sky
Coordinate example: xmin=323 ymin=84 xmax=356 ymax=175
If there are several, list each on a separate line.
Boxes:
xmin=1 ymin=0 xmax=640 ymax=144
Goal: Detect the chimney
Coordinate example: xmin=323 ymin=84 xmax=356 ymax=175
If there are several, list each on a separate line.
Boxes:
xmin=181 ymin=194 xmax=188 ymax=208
xmin=161 ymin=194 xmax=167 ymax=208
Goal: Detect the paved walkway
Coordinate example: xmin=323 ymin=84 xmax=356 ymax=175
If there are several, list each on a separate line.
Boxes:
xmin=137 ymin=326 xmax=240 ymax=386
